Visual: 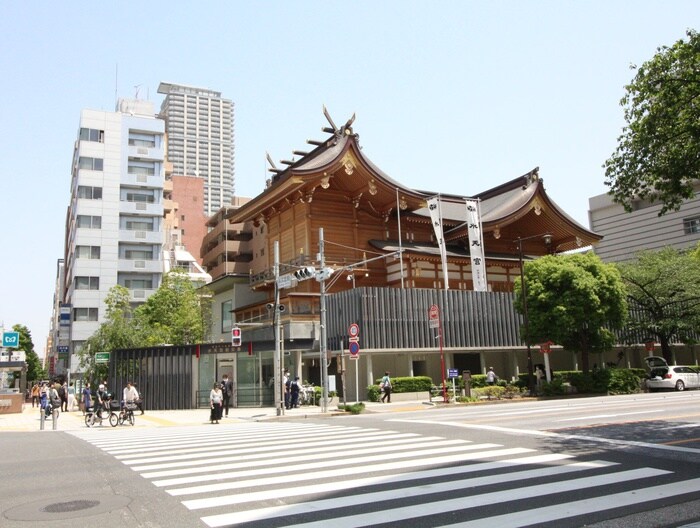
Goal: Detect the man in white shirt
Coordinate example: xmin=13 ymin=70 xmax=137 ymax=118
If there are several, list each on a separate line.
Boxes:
xmin=123 ymin=382 xmax=139 ymax=407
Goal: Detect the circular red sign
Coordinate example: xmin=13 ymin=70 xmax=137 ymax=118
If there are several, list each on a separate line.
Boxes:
xmin=429 ymin=304 xmax=439 ymax=320
xmin=349 ymin=323 xmax=360 ymax=337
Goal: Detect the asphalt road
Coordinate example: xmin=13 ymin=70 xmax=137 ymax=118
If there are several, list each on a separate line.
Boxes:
xmin=2 ymin=392 xmax=699 ymax=528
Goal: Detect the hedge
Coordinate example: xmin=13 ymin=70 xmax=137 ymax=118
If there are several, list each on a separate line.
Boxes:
xmin=367 ymin=376 xmax=433 ymax=401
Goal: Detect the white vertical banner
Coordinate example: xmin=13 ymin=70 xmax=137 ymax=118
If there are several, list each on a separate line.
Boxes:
xmin=427 ymin=196 xmax=449 ymax=290
xmin=465 ymin=199 xmax=487 ymax=291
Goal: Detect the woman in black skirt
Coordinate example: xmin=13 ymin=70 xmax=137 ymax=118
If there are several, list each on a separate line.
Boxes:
xmin=210 ymin=382 xmax=223 ymax=424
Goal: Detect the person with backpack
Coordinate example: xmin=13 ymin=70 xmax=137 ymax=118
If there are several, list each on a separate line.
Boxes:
xmin=380 ymin=371 xmax=392 ymax=403
xmin=486 ymin=367 xmax=499 ymax=385
xmin=58 ymin=382 xmax=68 ymax=412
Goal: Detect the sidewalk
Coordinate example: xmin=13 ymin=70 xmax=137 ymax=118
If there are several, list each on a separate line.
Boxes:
xmin=0 ymin=399 xmax=434 ymax=432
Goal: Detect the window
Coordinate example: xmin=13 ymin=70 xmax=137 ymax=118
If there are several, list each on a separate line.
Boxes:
xmin=79 ymin=128 xmax=104 ymax=142
xmin=128 ymin=164 xmax=155 ymax=176
xmin=128 ymin=138 xmax=156 ymax=147
xmin=124 ymin=218 xmax=154 ymax=231
xmin=683 ymin=216 xmax=700 ymax=235
xmin=124 ymin=249 xmax=153 ymax=260
xmin=124 ymin=279 xmax=153 ymax=289
xmin=75 ymin=276 xmax=99 ymax=290
xmin=125 ymin=192 xmax=154 ymax=203
xmin=73 ymin=307 xmax=98 ymax=321
xmin=76 ymin=215 xmax=101 ymax=229
xmin=77 ymin=185 xmax=102 ymax=200
xmin=78 ymin=157 xmax=103 ymax=171
xmin=222 ymin=300 xmax=233 ymax=333
xmin=75 ymin=245 xmax=100 ymax=259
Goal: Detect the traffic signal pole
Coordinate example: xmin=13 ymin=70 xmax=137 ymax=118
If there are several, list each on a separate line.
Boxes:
xmin=273 ymin=241 xmax=283 ymax=416
xmin=319 ymin=228 xmax=328 ymax=413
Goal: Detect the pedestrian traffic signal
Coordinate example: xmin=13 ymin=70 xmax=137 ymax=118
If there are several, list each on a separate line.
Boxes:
xmin=293 ymin=266 xmax=316 ymax=281
xmin=231 ymin=327 xmax=242 ymax=347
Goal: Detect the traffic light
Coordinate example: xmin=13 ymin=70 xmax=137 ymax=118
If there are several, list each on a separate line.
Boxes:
xmin=293 ymin=266 xmax=316 ymax=281
xmin=231 ymin=327 xmax=242 ymax=347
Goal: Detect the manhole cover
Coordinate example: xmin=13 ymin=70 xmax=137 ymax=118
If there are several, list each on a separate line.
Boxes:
xmin=42 ymin=499 xmax=100 ymax=513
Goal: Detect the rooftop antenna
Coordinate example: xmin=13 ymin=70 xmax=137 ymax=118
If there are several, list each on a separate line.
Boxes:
xmin=134 ymin=84 xmax=142 ymax=99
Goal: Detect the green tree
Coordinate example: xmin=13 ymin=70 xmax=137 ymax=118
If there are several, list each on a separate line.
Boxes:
xmin=604 ymin=29 xmax=700 ymax=215
xmin=79 ymin=285 xmax=136 ymax=385
xmin=617 ymin=247 xmax=700 ymax=363
xmin=133 ymin=270 xmax=212 ymax=346
xmin=13 ymin=324 xmax=45 ymax=384
xmin=514 ymin=252 xmax=628 ymax=373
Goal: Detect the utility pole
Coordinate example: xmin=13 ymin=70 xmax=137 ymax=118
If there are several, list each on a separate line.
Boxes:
xmin=319 ymin=227 xmax=328 ymax=413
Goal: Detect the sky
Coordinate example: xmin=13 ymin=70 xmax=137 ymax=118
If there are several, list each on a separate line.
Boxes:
xmin=0 ymin=1 xmax=697 ymax=357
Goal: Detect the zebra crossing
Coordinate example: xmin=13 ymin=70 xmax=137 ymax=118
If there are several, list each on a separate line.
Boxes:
xmin=69 ymin=422 xmax=700 ymax=527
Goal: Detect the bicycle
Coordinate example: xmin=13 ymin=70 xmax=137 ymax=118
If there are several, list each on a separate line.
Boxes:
xmin=111 ymin=401 xmax=136 ymax=427
xmin=84 ymin=406 xmax=106 ymax=427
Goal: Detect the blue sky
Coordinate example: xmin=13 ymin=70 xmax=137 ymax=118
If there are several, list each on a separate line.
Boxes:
xmin=0 ymin=1 xmax=697 ymax=356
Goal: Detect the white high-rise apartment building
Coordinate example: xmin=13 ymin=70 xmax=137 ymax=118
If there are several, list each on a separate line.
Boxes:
xmin=63 ymin=99 xmax=165 ymax=361
xmin=157 ymin=82 xmax=234 ymax=217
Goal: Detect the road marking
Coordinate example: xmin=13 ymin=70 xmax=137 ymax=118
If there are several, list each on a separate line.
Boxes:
xmin=554 ymin=409 xmax=664 ymax=422
xmin=392 ymin=419 xmax=700 ymax=454
xmin=200 ymin=460 xmax=616 ymax=526
xmin=437 ymin=478 xmax=700 ymax=528
xmin=265 ymin=468 xmax=669 ymax=528
xmin=182 ymin=453 xmax=581 ymax=510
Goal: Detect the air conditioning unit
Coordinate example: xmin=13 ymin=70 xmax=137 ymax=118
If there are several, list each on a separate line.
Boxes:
xmin=134 ymin=260 xmax=146 ymax=269
xmin=133 ymin=289 xmax=145 ymax=299
xmin=135 ymin=231 xmax=146 ymax=239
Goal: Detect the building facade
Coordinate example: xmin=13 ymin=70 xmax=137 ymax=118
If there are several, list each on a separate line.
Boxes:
xmin=158 ymin=82 xmax=234 ymax=217
xmin=588 ymin=183 xmax=700 ymax=262
xmin=62 ymin=99 xmax=165 ymax=369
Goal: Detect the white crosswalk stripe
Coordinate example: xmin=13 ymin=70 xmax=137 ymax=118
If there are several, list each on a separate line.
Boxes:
xmin=69 ymin=422 xmax=700 ymax=528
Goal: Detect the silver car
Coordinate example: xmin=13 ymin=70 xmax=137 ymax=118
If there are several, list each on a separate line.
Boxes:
xmin=645 ymin=356 xmax=700 ymax=391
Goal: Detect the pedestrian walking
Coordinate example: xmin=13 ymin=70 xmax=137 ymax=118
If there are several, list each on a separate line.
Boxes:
xmin=67 ymin=382 xmax=77 ymax=411
xmin=31 ymin=383 xmax=40 ymax=407
xmin=380 ymin=371 xmax=392 ymax=403
xmin=82 ymin=383 xmax=92 ymax=414
xmin=210 ymin=383 xmax=223 ymax=424
xmin=486 ymin=367 xmax=498 ymax=385
xmin=58 ymin=382 xmax=68 ymax=412
xmin=221 ymin=374 xmax=233 ymax=417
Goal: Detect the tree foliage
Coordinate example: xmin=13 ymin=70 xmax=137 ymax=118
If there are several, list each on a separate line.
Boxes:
xmin=13 ymin=324 xmax=45 ymax=383
xmin=79 ymin=271 xmax=212 ymax=384
xmin=604 ymin=29 xmax=700 ymax=215
xmin=514 ymin=252 xmax=628 ymax=372
xmin=616 ymin=247 xmax=700 ymax=362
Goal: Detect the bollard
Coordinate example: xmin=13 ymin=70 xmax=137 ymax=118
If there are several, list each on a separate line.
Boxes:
xmin=52 ymin=408 xmax=59 ymax=430
xmin=40 ymin=407 xmax=45 ymax=430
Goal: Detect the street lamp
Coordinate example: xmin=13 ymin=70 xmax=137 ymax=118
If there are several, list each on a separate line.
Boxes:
xmin=516 ymin=233 xmax=552 ymax=394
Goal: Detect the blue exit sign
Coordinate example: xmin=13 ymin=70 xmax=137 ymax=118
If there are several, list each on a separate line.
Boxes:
xmin=2 ymin=332 xmax=20 ymax=348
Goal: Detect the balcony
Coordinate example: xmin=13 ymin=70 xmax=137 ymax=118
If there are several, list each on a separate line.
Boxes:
xmin=119 ymin=201 xmax=163 ymax=216
xmin=119 ymin=229 xmax=163 ymax=244
xmin=117 ymin=259 xmax=162 ymax=273
xmin=207 ymin=260 xmax=252 ymax=279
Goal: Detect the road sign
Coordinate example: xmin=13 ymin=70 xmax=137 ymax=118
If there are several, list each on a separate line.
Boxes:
xmin=277 ymin=273 xmax=295 ymax=289
xmin=348 ymin=341 xmax=360 ymax=357
xmin=348 ymin=323 xmax=360 ymax=338
xmin=57 ymin=345 xmax=69 ymax=353
xmin=2 ymin=332 xmax=19 ymax=348
xmin=95 ymin=352 xmax=110 ymax=364
xmin=448 ymin=368 xmax=459 ymax=378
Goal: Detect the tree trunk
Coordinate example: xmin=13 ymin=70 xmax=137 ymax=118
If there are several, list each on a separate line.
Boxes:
xmin=660 ymin=335 xmax=673 ymax=364
xmin=581 ymin=331 xmax=590 ymax=373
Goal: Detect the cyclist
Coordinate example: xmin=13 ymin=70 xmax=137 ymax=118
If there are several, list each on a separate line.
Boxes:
xmin=122 ymin=381 xmax=139 ymax=410
xmin=94 ymin=384 xmax=108 ymax=420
